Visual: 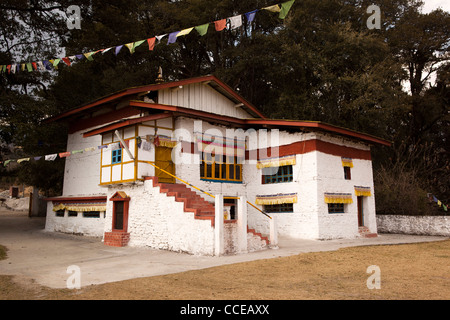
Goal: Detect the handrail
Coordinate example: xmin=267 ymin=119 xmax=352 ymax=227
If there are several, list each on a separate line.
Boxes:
xmin=145 ymin=161 xmax=272 ymax=219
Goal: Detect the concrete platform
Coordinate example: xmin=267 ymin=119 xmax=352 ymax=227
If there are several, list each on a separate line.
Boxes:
xmin=0 ymin=209 xmax=447 ymax=289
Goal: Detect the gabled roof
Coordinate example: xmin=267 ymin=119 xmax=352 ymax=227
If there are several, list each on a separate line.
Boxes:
xmin=46 ymin=74 xmax=266 ymax=122
xmin=48 ymin=74 xmax=391 ymax=147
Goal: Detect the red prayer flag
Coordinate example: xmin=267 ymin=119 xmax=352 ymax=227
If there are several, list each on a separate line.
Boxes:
xmin=62 ymin=57 xmax=71 ymax=66
xmin=214 ymin=19 xmax=227 ymax=31
xmin=147 ymin=37 xmax=156 ymax=51
xmin=32 ymin=62 xmax=38 ymax=70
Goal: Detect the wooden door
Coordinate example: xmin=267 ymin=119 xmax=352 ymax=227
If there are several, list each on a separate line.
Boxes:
xmin=155 ymin=146 xmax=175 ymax=183
xmin=357 ymin=196 xmax=364 ymax=227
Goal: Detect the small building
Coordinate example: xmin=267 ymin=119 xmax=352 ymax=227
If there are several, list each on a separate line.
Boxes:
xmin=44 ymin=74 xmax=390 ymax=255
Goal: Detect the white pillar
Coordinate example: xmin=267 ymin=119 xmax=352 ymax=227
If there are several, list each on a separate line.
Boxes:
xmin=237 ymin=196 xmax=248 ymax=254
xmin=269 ymin=215 xmax=278 ymax=249
xmin=214 ymin=194 xmax=224 ymax=256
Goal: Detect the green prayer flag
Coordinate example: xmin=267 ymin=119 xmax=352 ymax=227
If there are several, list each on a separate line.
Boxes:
xmin=195 ymin=23 xmax=209 ymax=36
xmin=26 ymin=63 xmax=33 ymax=72
xmin=132 ymin=40 xmax=146 ymax=52
xmin=279 ymin=0 xmax=295 ymax=19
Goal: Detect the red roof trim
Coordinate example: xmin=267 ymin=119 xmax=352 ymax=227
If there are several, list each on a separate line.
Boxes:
xmin=44 ymin=196 xmax=107 ymax=202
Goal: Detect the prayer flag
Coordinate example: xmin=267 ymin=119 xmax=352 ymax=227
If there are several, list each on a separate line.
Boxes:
xmin=32 ymin=62 xmax=38 ymax=70
xmin=62 ymin=57 xmax=71 ymax=66
xmin=59 ymin=152 xmax=71 ymax=158
xmin=167 ymin=31 xmax=180 ymax=44
xmin=214 ymin=19 xmax=227 ymax=31
xmin=229 ymin=15 xmax=243 ymax=29
xmin=245 ymin=10 xmax=258 ymax=22
xmin=279 ymin=0 xmax=295 ymax=19
xmin=115 ymin=45 xmax=123 ymax=56
xmin=125 ymin=43 xmax=134 ymax=53
xmin=195 ymin=23 xmax=209 ymax=36
xmin=156 ymin=34 xmax=167 ymax=42
xmin=43 ymin=61 xmax=53 ymax=70
xmin=102 ymin=47 xmax=112 ymax=54
xmin=83 ymin=52 xmax=95 ymax=61
xmin=147 ymin=37 xmax=156 ymax=50
xmin=52 ymin=59 xmax=61 ymax=68
xmin=132 ymin=40 xmax=146 ymax=52
xmin=45 ymin=154 xmax=58 ymax=161
xmin=26 ymin=63 xmax=33 ymax=72
xmin=177 ymin=27 xmax=194 ymax=37
xmin=263 ymin=4 xmax=281 ymax=12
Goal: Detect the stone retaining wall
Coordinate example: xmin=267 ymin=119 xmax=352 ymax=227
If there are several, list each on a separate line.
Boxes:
xmin=376 ymin=215 xmax=450 ymax=237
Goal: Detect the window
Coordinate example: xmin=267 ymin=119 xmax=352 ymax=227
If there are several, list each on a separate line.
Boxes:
xmin=262 ymin=165 xmax=293 ymax=184
xmin=328 ymin=203 xmax=345 ymax=214
xmin=112 ymin=149 xmax=122 ymax=164
xmin=55 ymin=210 xmax=65 ymax=217
xmin=344 ymin=166 xmax=351 ymax=180
xmin=200 ymin=153 xmax=242 ymax=183
xmin=68 ymin=211 xmax=78 ymax=217
xmin=83 ymin=211 xmax=100 ymax=218
xmin=264 ymin=203 xmax=294 ymax=213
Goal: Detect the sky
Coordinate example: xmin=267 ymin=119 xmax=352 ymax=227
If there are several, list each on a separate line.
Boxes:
xmin=421 ymin=0 xmax=450 ymax=13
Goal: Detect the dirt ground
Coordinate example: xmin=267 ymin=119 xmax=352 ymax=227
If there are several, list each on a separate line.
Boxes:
xmin=1 ymin=239 xmax=449 ymax=300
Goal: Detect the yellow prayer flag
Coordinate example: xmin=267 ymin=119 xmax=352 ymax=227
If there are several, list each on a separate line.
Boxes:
xmin=263 ymin=4 xmax=281 ymax=12
xmin=177 ymin=27 xmax=194 ymax=37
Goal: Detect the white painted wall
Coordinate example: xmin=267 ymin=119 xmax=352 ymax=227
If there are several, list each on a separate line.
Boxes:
xmin=315 ymin=145 xmax=377 ymax=239
xmin=45 ymin=205 xmax=106 ymax=237
xmin=62 ymin=131 xmax=105 ymax=197
xmin=103 ymin=180 xmax=216 ymax=255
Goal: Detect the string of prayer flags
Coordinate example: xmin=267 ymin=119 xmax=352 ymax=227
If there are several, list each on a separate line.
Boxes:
xmin=0 ymin=1 xmax=296 ymax=73
xmin=427 ymin=193 xmax=448 ymax=212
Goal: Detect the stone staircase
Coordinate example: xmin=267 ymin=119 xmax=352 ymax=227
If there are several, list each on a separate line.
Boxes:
xmin=358 ymin=226 xmax=378 ymax=238
xmin=145 ymin=176 xmax=269 ymax=246
xmin=145 ymin=176 xmax=216 ymax=226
